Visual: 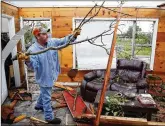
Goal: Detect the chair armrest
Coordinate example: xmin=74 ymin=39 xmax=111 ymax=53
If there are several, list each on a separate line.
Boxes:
xmin=84 ymin=71 xmax=97 ymax=82
xmin=84 ymin=69 xmax=116 ymax=82
xmin=136 ymin=78 xmax=148 ymax=89
xmin=84 ymin=70 xmax=105 ymax=82
xmin=80 ymin=80 xmax=87 ymax=99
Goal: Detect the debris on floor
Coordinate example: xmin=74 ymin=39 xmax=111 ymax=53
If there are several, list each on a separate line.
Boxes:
xmin=8 ymin=88 xmax=32 ymax=101
xmin=54 ymin=82 xmax=74 ymax=91
xmin=1 ymin=100 xmax=18 ymax=124
xmin=2 ymin=70 xmax=164 ymax=125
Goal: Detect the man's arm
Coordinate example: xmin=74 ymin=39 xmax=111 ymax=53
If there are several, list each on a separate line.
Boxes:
xmin=50 ymin=28 xmax=81 ymax=47
xmin=50 ymin=34 xmax=76 ymax=47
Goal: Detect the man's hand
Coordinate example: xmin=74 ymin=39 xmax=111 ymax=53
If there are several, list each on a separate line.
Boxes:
xmin=73 ymin=28 xmax=81 ymax=38
xmin=18 ymin=52 xmax=30 ymax=61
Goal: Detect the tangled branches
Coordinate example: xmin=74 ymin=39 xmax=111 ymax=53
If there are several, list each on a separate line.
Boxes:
xmin=24 ymin=1 xmax=133 ymax=56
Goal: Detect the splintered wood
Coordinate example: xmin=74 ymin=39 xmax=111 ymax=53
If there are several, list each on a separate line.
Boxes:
xmin=51 ymin=91 xmax=67 ymax=109
xmin=54 ymin=83 xmax=74 ymax=91
xmin=9 ymin=89 xmax=32 ymax=101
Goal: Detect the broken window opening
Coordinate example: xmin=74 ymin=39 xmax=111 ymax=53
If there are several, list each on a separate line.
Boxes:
xmin=73 ymin=18 xmax=158 ymax=70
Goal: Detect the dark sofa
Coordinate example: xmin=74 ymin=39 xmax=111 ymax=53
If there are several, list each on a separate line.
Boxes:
xmin=80 ymin=59 xmax=148 ymax=102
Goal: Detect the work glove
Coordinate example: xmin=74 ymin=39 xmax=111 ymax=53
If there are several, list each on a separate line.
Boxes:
xmin=73 ymin=28 xmax=81 ymax=38
xmin=17 ymin=52 xmax=30 ymax=61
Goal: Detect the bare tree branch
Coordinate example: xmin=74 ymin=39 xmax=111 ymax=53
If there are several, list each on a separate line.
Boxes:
xmin=22 ymin=1 xmax=138 ymax=57
xmin=97 ymin=6 xmax=133 ymax=17
xmin=26 ymin=28 xmax=113 ymax=55
xmin=88 ymin=40 xmax=110 ymax=55
xmin=79 ymin=1 xmax=105 ymax=27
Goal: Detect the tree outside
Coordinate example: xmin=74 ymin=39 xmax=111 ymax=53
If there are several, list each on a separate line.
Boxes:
xmin=116 ymin=21 xmax=154 ymax=63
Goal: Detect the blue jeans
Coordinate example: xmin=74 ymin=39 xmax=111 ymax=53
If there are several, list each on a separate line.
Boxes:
xmin=36 ymin=86 xmax=54 ymax=120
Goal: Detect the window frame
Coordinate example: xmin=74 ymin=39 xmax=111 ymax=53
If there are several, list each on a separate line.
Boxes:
xmin=72 ymin=17 xmax=158 ymax=70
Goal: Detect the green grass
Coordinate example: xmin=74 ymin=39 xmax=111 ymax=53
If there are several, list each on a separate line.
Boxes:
xmin=135 ymin=47 xmax=151 ymax=56
xmin=116 ymin=38 xmax=151 ymax=59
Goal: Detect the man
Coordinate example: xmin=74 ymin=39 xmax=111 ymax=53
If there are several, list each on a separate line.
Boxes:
xmin=19 ymin=26 xmax=81 ymax=124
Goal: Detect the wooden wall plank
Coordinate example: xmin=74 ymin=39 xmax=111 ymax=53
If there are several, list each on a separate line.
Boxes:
xmin=156 ymin=32 xmax=165 ymax=42
xmin=158 ymin=23 xmax=165 ymax=32
xmin=19 ymin=11 xmax=44 ymax=18
xmin=52 ymin=17 xmax=73 ymax=31
xmin=61 ymin=46 xmax=73 ymax=68
xmin=154 ymin=60 xmax=165 ymax=72
xmin=1 ymin=2 xmax=18 ymax=11
xmin=52 ymin=31 xmax=72 ymax=38
xmin=159 ymin=9 xmax=165 ymax=17
xmin=155 ymin=51 xmax=165 ymax=61
xmin=43 ymin=11 xmax=52 ymax=17
xmin=19 ymin=8 xmax=53 ymax=12
xmin=156 ymin=42 xmax=165 ymax=51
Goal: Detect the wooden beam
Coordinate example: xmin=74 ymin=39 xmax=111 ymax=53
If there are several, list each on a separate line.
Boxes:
xmin=94 ymin=3 xmax=123 ymax=126
xmin=147 ymin=121 xmax=165 ymax=126
xmin=77 ymin=114 xmax=165 ymax=126
xmin=79 ymin=114 xmax=147 ymax=125
xmin=54 ymin=82 xmax=74 ymax=91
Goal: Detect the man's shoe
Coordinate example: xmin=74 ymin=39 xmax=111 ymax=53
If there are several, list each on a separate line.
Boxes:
xmin=46 ymin=118 xmax=61 ymax=124
xmin=34 ymin=106 xmax=44 ymax=111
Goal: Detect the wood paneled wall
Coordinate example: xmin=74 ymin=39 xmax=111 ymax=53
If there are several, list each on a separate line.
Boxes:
xmin=18 ymin=7 xmax=165 ymax=82
xmin=154 ymin=16 xmax=165 ymax=81
xmin=1 ymin=2 xmax=25 ymax=83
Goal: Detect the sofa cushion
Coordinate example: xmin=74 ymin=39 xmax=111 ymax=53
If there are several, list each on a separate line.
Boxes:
xmin=117 ymin=59 xmax=143 ymax=71
xmin=118 ymin=70 xmax=141 ymax=83
xmin=111 ymin=82 xmax=137 ymax=93
xmin=86 ymin=78 xmax=110 ymax=92
xmin=136 ymin=79 xmax=148 ymax=89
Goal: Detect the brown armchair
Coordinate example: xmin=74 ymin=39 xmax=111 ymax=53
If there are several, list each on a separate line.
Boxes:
xmin=110 ymin=59 xmax=148 ymax=93
xmin=80 ymin=59 xmax=148 ymax=102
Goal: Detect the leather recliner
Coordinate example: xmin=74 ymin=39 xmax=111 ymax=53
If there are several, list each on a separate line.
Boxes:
xmin=110 ymin=59 xmax=148 ymax=93
xmin=80 ymin=59 xmax=148 ymax=102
